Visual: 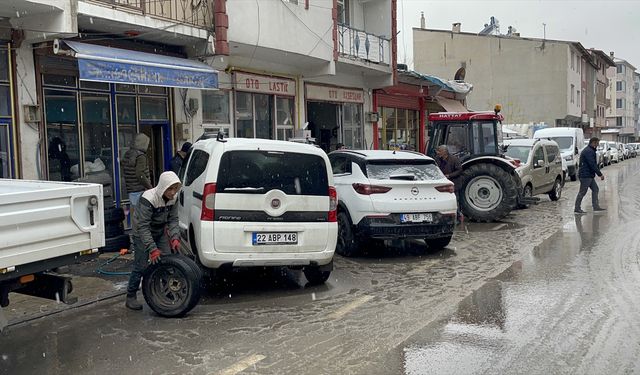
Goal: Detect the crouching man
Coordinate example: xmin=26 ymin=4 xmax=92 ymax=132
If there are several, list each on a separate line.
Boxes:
xmin=125 ymin=171 xmax=182 ymax=310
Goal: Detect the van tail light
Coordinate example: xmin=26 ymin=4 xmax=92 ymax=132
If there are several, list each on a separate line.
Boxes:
xmin=352 ymin=183 xmax=392 ymax=195
xmin=435 ymin=184 xmax=455 ymax=193
xmin=200 ymin=183 xmax=217 ymax=221
xmin=328 ymin=186 xmax=338 ymax=222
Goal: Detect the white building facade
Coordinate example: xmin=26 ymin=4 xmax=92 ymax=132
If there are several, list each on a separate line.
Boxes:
xmin=1 ymin=0 xmax=396 ymax=205
xmin=606 ymin=57 xmax=636 ymax=142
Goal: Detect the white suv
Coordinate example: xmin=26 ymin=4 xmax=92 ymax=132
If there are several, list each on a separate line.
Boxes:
xmin=328 ymin=150 xmax=458 ymax=256
xmin=178 ymin=137 xmax=338 ymax=285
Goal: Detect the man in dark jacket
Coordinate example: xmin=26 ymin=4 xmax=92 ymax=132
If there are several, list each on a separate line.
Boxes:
xmin=435 ymin=145 xmax=463 ymax=185
xmin=169 ymin=142 xmax=191 ymax=175
xmin=574 ymin=137 xmax=605 ymax=214
xmin=122 ymin=133 xmax=152 ymax=207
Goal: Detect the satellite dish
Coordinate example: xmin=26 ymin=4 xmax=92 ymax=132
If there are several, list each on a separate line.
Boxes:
xmin=454 ymin=67 xmax=466 ymax=81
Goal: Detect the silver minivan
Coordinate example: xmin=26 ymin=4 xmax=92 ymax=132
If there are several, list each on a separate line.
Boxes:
xmin=504 ymin=138 xmax=564 ymax=204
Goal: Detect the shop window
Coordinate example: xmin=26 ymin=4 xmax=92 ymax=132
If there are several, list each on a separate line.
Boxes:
xmin=235 ymin=92 xmax=254 ymax=138
xmin=139 ymin=97 xmax=168 ymax=120
xmin=138 ymin=85 xmax=167 ymax=95
xmin=0 ymin=86 xmax=10 ymax=117
xmin=0 ymin=48 xmax=8 ymax=82
xmin=80 ymin=81 xmax=110 ymax=91
xmin=81 ymin=93 xmax=114 ymax=187
xmin=203 ymin=90 xmax=230 ymax=124
xmin=472 ymin=122 xmax=497 ymax=154
xmin=116 ymin=84 xmax=136 ymax=93
xmin=446 ymin=125 xmax=469 ymax=154
xmin=379 ymin=107 xmax=418 ymax=151
xmin=45 ymin=89 xmax=80 ymax=181
xmin=43 ymin=74 xmax=76 ymax=88
xmin=276 ymin=96 xmax=294 ymax=141
xmin=116 ymin=95 xmax=138 ymax=199
xmin=342 ymin=103 xmax=362 ymax=149
xmin=255 ymin=94 xmax=273 ymax=139
xmin=0 ymin=124 xmax=9 ymax=178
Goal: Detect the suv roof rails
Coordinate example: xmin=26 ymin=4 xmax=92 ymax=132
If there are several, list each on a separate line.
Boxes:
xmin=196 ymin=130 xmax=227 ymax=143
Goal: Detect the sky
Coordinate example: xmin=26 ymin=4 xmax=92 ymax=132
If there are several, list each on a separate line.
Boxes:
xmin=397 ymin=0 xmax=640 ymax=71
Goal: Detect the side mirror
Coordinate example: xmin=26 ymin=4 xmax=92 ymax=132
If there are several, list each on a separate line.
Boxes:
xmin=535 ymin=159 xmax=545 ymax=168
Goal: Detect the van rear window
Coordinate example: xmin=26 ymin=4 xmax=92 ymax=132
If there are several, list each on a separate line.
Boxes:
xmin=217 ymin=151 xmax=328 ymax=196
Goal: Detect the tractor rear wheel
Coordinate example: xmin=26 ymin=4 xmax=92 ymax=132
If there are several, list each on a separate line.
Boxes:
xmin=459 ymin=164 xmax=519 ymax=222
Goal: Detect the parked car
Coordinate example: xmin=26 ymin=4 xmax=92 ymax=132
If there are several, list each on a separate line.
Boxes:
xmin=177 ymin=137 xmax=338 ymax=285
xmin=533 ymin=127 xmax=584 ymax=181
xmin=598 ymin=141 xmax=611 ymax=166
xmin=584 ymin=140 xmax=605 ymax=168
xmin=504 ymin=139 xmax=563 ymax=205
xmin=607 ymin=141 xmax=621 ymax=163
xmin=618 ymin=142 xmax=629 ymax=160
xmin=328 ymin=150 xmax=457 ymax=256
xmin=624 ymin=144 xmax=636 ymax=158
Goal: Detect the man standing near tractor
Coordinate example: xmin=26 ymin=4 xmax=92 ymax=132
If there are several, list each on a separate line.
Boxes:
xmin=435 ymin=145 xmax=464 ymax=219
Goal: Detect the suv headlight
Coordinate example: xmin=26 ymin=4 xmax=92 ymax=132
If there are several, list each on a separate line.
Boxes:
xmin=564 ymin=155 xmax=573 ymax=162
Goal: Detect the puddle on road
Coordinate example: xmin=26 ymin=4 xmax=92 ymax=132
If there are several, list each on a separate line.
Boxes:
xmin=456 ymin=221 xmax=523 ymax=233
xmin=402 ymin=210 xmax=614 ymax=375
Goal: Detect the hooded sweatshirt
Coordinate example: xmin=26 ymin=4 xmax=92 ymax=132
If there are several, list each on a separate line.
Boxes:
xmin=133 ymin=171 xmax=182 ymax=254
xmin=122 ymin=133 xmax=152 ymax=193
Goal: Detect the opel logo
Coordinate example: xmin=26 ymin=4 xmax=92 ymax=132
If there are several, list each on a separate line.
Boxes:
xmin=411 ymin=187 xmax=419 ymax=196
xmin=271 ymin=198 xmax=281 ymax=209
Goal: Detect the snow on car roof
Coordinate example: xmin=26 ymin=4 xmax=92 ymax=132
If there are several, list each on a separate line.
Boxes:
xmin=196 ymin=137 xmax=326 ymax=157
xmin=332 ymin=150 xmax=434 ymax=161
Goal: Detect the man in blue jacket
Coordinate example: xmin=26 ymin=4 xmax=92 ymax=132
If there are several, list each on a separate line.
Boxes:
xmin=574 ymin=137 xmax=605 ymax=214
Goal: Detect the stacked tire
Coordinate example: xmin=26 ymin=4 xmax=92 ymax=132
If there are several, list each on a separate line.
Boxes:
xmin=100 ymin=207 xmax=130 ymax=253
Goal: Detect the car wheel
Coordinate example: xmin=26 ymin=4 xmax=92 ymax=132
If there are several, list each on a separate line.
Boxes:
xmin=142 ymin=254 xmax=203 ymax=318
xmin=303 ymin=265 xmax=331 ymax=286
xmin=548 ymin=178 xmax=562 ymax=201
xmin=425 ymin=235 xmax=453 ymax=250
xmin=336 ymin=211 xmax=359 ymax=257
xmin=518 ymin=184 xmax=533 ymax=209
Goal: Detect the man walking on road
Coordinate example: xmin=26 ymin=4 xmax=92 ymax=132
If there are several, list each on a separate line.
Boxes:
xmin=125 ymin=171 xmax=182 ymax=310
xmin=574 ymin=137 xmax=605 ymax=214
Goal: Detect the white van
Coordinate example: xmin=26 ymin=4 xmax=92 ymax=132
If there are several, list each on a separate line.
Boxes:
xmin=533 ymin=127 xmax=585 ymax=181
xmin=177 ymin=137 xmax=338 ymax=285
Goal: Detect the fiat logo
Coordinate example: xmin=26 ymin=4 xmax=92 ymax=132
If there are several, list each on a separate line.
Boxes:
xmin=271 ymin=198 xmax=281 ymax=209
xmin=411 ymin=187 xmax=419 ymax=196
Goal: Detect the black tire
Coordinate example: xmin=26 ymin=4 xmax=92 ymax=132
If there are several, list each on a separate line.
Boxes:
xmin=104 ymin=207 xmax=125 ymax=224
xmin=336 ymin=211 xmax=359 ymax=257
xmin=459 ymin=163 xmax=519 ymax=222
xmin=105 ymin=222 xmax=125 ymax=238
xmin=425 ymin=235 xmax=452 ymax=250
xmin=303 ymin=265 xmax=331 ymax=285
xmin=99 ymin=233 xmax=130 ymax=253
xmin=570 ymin=173 xmax=577 ymax=182
xmin=548 ymin=178 xmax=562 ymax=201
xmin=142 ymin=254 xmax=202 ymax=318
xmin=518 ymin=184 xmax=533 ymax=209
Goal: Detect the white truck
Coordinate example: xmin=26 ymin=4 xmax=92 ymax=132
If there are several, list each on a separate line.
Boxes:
xmin=0 ymin=179 xmax=105 ymax=327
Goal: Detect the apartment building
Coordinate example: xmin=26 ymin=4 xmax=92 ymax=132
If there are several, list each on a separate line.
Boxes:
xmin=1 ymin=0 xmax=396 ymax=206
xmin=605 ymin=57 xmax=636 ymax=142
xmin=413 ymin=24 xmax=598 ymax=132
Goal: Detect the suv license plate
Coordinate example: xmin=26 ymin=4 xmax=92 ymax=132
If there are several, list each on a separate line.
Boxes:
xmin=400 ymin=213 xmax=433 ymax=223
xmin=252 ymin=232 xmax=298 ymax=245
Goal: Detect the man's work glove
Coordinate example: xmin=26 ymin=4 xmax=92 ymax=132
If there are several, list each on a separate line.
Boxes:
xmin=149 ymin=249 xmax=161 ymax=264
xmin=170 ymin=239 xmax=181 ymax=254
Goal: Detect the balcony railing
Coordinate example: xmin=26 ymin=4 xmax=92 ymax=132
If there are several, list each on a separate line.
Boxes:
xmin=91 ymin=0 xmax=213 ymax=29
xmin=338 ymin=24 xmax=390 ymax=65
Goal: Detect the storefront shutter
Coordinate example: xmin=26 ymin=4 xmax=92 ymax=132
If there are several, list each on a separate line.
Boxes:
xmin=377 ymin=94 xmax=420 ymax=110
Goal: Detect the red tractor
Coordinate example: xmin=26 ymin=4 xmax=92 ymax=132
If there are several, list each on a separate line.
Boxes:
xmin=426 ymin=106 xmax=533 ymax=222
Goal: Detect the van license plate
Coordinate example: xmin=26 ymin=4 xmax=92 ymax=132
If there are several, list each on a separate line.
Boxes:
xmin=252 ymin=232 xmax=298 ymax=245
xmin=400 ymin=213 xmax=433 ymax=223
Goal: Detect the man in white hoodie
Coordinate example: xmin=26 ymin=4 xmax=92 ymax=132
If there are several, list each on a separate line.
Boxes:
xmin=125 ymin=171 xmax=182 ymax=310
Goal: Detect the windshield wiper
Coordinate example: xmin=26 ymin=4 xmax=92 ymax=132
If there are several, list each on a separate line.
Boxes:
xmin=389 ymin=173 xmax=416 ymax=181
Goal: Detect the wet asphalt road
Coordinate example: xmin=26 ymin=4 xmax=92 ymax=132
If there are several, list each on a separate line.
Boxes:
xmin=1 ymin=158 xmax=639 ymax=375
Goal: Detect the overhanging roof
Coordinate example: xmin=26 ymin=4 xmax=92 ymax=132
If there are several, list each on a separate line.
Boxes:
xmin=56 ymin=40 xmax=218 ymax=90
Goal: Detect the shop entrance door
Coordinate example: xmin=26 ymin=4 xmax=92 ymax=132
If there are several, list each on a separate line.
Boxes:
xmin=307 ymin=101 xmax=340 ymax=152
xmin=0 ymin=120 xmax=10 ymax=178
xmin=139 ymin=122 xmax=170 ymax=186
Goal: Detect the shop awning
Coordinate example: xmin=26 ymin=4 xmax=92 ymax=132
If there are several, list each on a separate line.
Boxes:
xmin=58 ymin=40 xmax=218 ymax=90
xmin=436 ymin=96 xmax=468 ymax=112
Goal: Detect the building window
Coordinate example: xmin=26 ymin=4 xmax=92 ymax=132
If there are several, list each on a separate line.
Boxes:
xmin=44 ymin=89 xmax=80 ymax=182
xmin=203 ymin=90 xmax=230 ymax=124
xmin=577 ymin=90 xmax=580 ymax=107
xmin=616 ymin=99 xmax=624 ymax=109
xmin=235 ymin=92 xmax=295 ymax=141
xmin=379 ymin=107 xmax=419 ymax=151
xmin=571 ymin=51 xmax=575 ymax=70
xmin=616 ymin=117 xmax=623 ymax=126
xmin=617 ymin=64 xmax=624 ymax=74
xmin=570 ymin=84 xmax=575 ymax=103
xmin=617 ymin=81 xmax=624 ymax=91
xmin=337 ymin=0 xmax=349 ymax=25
